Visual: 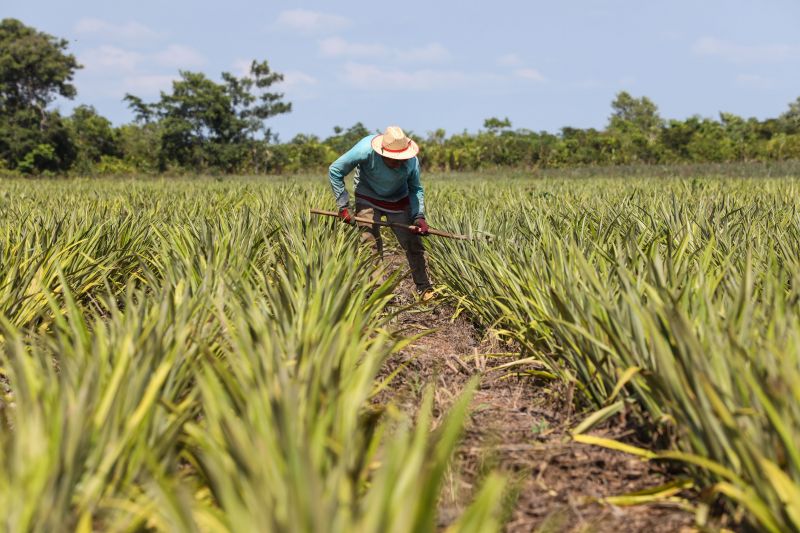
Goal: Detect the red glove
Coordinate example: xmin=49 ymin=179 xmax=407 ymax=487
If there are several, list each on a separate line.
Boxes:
xmin=339 ymin=207 xmax=353 ymax=224
xmin=413 ymin=217 xmax=429 ymax=235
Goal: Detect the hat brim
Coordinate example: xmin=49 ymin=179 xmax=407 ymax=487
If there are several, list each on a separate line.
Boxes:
xmin=371 ymin=135 xmax=420 ymax=160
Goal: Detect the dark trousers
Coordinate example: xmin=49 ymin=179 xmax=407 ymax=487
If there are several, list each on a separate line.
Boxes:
xmin=355 ymin=203 xmax=432 ymax=292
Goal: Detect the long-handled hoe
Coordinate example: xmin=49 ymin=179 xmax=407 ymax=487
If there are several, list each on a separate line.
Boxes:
xmin=310 ymin=208 xmax=472 ymax=240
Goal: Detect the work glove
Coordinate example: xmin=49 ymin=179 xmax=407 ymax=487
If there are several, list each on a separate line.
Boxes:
xmin=339 ymin=207 xmax=353 ymax=224
xmin=412 ymin=217 xmax=430 ymax=236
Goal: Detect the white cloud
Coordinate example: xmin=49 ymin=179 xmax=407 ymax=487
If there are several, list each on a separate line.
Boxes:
xmin=498 ymin=53 xmax=523 ymax=67
xmin=74 ymin=18 xmax=160 ymax=42
xmin=121 ymin=74 xmax=177 ymax=96
xmin=514 ymin=67 xmax=545 ymax=82
xmin=342 ymin=62 xmax=470 ymax=91
xmin=693 ymin=37 xmax=800 ymax=63
xmin=80 ymin=45 xmax=143 ymax=73
xmin=153 ymin=44 xmax=206 ymax=68
xmin=736 ymin=74 xmax=775 ymax=89
xmin=274 ymin=9 xmax=351 ymax=35
xmin=229 ymin=62 xmax=317 ymax=89
xmin=320 ymin=37 xmax=385 ymax=58
xmin=319 ymin=38 xmax=450 ymax=63
xmin=78 ymin=45 xmax=206 ymax=82
xmin=281 ymin=71 xmax=318 ymax=88
xmin=227 ymin=62 xmax=317 ymax=98
xmin=277 ymin=71 xmax=319 ymax=101
xmin=499 ymin=54 xmax=544 ymax=82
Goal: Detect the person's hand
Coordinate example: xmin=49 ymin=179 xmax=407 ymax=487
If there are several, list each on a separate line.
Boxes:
xmin=413 ymin=217 xmax=430 ymax=235
xmin=339 ymin=207 xmax=353 ymax=224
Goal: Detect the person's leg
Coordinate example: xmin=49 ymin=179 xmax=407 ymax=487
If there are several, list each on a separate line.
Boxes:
xmin=386 ymin=210 xmax=432 ymax=292
xmin=355 ymin=203 xmax=383 ymax=257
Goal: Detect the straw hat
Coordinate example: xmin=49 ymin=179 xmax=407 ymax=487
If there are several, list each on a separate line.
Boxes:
xmin=371 ymin=126 xmax=419 ymax=160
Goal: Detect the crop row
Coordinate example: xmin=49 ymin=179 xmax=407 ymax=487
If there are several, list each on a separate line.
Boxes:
xmin=0 ymin=179 xmax=503 ymax=532
xmin=427 ymin=177 xmax=800 ymax=532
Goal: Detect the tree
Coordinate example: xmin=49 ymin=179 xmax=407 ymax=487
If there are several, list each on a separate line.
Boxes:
xmin=483 ymin=117 xmax=512 ymax=134
xmin=0 ymin=18 xmax=81 ymax=173
xmin=125 ymin=60 xmax=291 ymax=172
xmin=685 ymin=118 xmax=736 ymax=162
xmin=0 ymin=18 xmax=80 ymax=114
xmin=607 ymin=92 xmax=664 ymax=163
xmin=325 ymin=122 xmax=370 ymax=154
xmin=222 ymin=60 xmax=292 ymax=143
xmin=147 ymin=71 xmax=234 ymax=169
xmin=661 ymin=116 xmax=702 ymax=162
xmin=66 ymin=105 xmax=120 ymax=173
xmin=779 ymin=96 xmax=800 ymax=134
xmin=719 ymin=112 xmax=762 ymax=161
xmin=117 ymin=122 xmax=163 ymax=173
xmin=608 ymin=92 xmax=663 ymax=137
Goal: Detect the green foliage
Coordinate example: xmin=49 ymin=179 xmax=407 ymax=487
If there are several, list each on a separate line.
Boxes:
xmin=414 ymin=105 xmax=800 ymax=172
xmin=767 ymin=133 xmax=800 ymax=161
xmin=1 ymin=107 xmax=76 ymax=173
xmin=483 ymin=117 xmax=512 ymax=133
xmin=426 ymin=177 xmax=800 ymax=531
xmin=116 ymin=122 xmax=163 ymax=173
xmin=606 ymin=92 xmax=665 ymax=163
xmin=92 ymin=155 xmax=138 ymax=176
xmin=123 ymin=60 xmax=291 ymax=172
xmin=3 ymin=18 xmax=800 ymax=176
xmin=325 ymin=122 xmax=372 ymax=154
xmin=685 ymin=118 xmax=736 ymax=162
xmin=0 ymin=178 xmax=505 ymax=531
xmin=15 ymin=143 xmax=57 ymax=174
xmin=780 ymin=97 xmax=800 ymax=134
xmin=0 ymin=19 xmax=81 ymax=173
xmin=608 ymin=91 xmax=663 ymax=136
xmin=66 ymin=105 xmax=121 ymax=174
xmin=0 ymin=18 xmax=80 ymax=112
xmin=266 ymin=134 xmax=338 ymax=173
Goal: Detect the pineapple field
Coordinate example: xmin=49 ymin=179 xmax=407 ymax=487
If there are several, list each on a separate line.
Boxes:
xmin=1 ymin=174 xmax=799 ymax=532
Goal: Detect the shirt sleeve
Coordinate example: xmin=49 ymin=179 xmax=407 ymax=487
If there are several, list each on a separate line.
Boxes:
xmin=407 ymin=158 xmax=425 ymax=220
xmin=328 ymin=140 xmax=367 ymax=209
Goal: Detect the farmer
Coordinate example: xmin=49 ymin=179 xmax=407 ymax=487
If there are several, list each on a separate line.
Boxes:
xmin=328 ymin=125 xmax=433 ymax=299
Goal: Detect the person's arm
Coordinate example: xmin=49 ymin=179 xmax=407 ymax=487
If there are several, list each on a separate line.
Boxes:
xmin=408 ymin=158 xmax=425 ymax=221
xmin=328 ymin=141 xmax=367 ymax=210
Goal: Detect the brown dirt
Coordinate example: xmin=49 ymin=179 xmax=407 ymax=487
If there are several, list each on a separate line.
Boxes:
xmin=379 ymin=254 xmax=697 ymax=533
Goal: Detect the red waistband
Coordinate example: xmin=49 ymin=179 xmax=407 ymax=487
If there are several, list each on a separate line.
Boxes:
xmin=355 ymin=193 xmax=410 ymax=211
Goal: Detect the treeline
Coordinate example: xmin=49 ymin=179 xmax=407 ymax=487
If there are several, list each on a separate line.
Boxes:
xmin=2 ymin=18 xmax=800 ymax=177
xmin=417 ymin=102 xmax=800 ymax=170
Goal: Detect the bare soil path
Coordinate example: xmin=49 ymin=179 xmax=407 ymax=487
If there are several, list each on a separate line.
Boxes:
xmin=381 ymin=260 xmax=696 ymax=532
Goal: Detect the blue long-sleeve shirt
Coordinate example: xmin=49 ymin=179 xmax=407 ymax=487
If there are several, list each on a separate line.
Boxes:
xmin=328 ymin=135 xmax=425 ymax=220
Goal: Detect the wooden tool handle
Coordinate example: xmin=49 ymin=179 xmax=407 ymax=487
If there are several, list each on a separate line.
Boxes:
xmin=309 ymin=208 xmax=470 ymax=240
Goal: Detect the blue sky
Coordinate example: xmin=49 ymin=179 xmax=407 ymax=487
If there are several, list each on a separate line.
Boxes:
xmin=6 ymin=0 xmax=800 ymax=140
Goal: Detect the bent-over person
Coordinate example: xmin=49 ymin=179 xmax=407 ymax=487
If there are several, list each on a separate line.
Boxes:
xmin=328 ymin=126 xmax=434 ymax=299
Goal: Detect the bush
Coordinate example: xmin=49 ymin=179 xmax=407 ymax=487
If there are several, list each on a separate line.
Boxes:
xmin=92 ymin=155 xmax=138 ymax=176
xmin=16 ymin=144 xmax=58 ymax=175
